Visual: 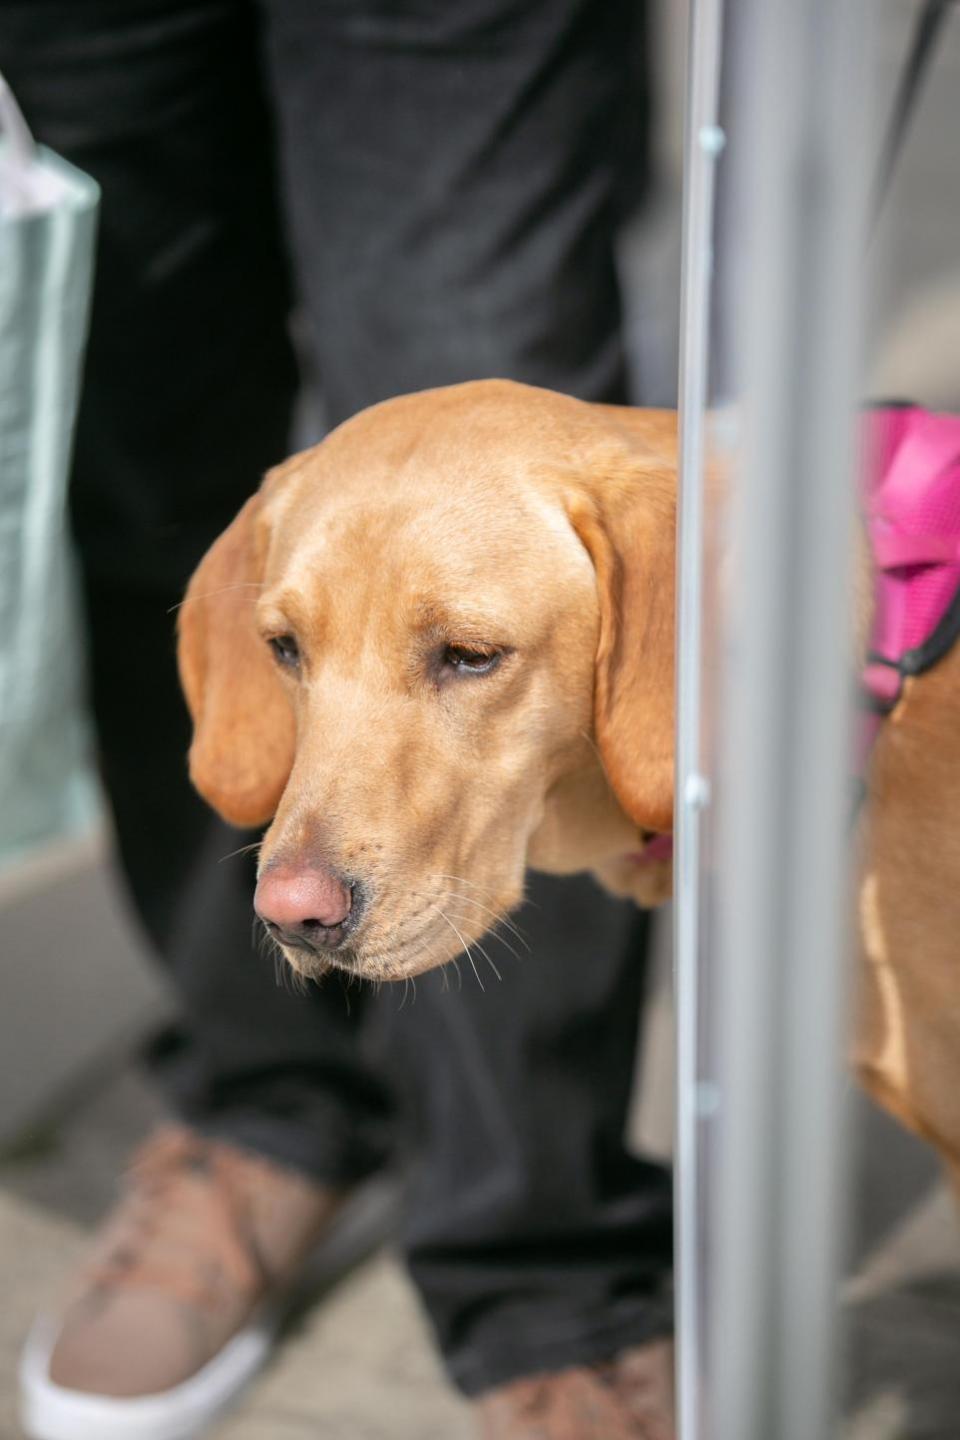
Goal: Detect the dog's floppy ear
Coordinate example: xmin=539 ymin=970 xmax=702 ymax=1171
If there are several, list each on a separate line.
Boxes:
xmin=177 ymin=486 xmax=295 ymax=828
xmin=565 ymin=439 xmax=676 ymax=833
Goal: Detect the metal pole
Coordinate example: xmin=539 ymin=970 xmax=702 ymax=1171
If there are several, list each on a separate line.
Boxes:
xmin=675 ymin=1 xmax=725 ymax=1436
xmin=708 ymin=2 xmax=868 ymax=1438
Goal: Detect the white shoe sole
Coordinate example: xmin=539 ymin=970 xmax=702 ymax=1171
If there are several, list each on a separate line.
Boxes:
xmin=19 ymin=1175 xmax=400 ymax=1440
xmin=20 ymin=1311 xmax=275 ymax=1440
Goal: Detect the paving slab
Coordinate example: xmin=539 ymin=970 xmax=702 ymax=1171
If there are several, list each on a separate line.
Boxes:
xmin=211 ymin=1254 xmax=471 ymax=1440
xmin=0 ymin=834 xmax=171 ymax=1148
xmin=0 ymin=1191 xmax=83 ymax=1440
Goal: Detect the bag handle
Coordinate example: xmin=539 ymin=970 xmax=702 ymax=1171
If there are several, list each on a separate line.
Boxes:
xmin=0 ymin=69 xmax=42 ymax=216
xmin=0 ymin=69 xmax=75 ymax=218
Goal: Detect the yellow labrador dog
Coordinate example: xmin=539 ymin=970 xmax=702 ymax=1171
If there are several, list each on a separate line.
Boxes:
xmin=178 ymin=378 xmax=960 ymax=1192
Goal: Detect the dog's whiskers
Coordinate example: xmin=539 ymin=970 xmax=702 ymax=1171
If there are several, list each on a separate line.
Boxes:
xmin=253 ymin=913 xmax=320 ymax=995
xmin=435 ymin=871 xmax=540 ymax=915
xmin=404 ymin=886 xmax=520 ymax=982
xmin=474 ymin=937 xmax=502 ymax=983
xmin=445 ymin=921 xmax=502 ymax=983
xmin=436 ymin=908 xmax=486 ymax=991
xmin=438 ymin=892 xmax=530 ymax=952
xmin=423 ymin=878 xmax=531 ymax=950
xmin=167 ymin=582 xmax=265 ymax=615
xmin=443 ymin=909 xmax=525 ymax=968
xmin=218 ymin=839 xmax=263 ymax=864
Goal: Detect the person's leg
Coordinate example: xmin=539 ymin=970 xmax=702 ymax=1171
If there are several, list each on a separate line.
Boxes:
xmin=263 ymin=0 xmax=649 ymax=421
xmin=7 ymin=7 xmax=402 ymax=1431
xmin=260 ymin=0 xmax=672 ymax=1397
xmin=385 ymin=880 xmax=673 ymax=1395
xmin=0 ymin=0 xmax=392 ymax=1182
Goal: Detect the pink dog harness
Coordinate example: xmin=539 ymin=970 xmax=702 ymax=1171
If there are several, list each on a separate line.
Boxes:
xmin=860 ymin=405 xmax=960 ymax=736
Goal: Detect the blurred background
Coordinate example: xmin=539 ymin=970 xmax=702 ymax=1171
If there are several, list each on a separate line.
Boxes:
xmin=2 ymin=1 xmax=960 ymax=1436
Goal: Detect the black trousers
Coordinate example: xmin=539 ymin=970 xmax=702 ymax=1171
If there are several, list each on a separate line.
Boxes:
xmin=0 ymin=0 xmax=673 ymax=1395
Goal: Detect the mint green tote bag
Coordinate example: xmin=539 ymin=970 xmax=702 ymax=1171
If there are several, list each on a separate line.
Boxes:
xmin=0 ymin=74 xmax=101 ymax=867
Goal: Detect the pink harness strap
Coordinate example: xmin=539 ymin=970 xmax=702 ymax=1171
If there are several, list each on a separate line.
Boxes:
xmin=861 ymin=405 xmax=960 ymax=716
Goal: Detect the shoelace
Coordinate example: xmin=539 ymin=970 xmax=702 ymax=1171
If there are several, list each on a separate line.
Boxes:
xmin=82 ymin=1127 xmax=269 ymax=1311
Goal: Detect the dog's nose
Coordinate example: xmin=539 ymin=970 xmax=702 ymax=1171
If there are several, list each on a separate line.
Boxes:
xmin=255 ymin=864 xmax=354 ymax=951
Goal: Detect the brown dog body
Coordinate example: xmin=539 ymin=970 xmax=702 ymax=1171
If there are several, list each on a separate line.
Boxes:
xmin=179 ymin=379 xmax=960 ymax=1182
xmin=855 ymin=641 xmax=960 ymax=1188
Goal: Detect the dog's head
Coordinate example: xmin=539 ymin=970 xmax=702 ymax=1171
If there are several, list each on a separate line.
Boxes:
xmin=178 ymin=381 xmax=676 ymax=981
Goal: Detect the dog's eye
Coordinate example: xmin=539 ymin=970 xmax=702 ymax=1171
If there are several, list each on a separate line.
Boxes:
xmin=442 ymin=645 xmax=501 ymax=676
xmin=268 ymin=634 xmax=300 ymax=669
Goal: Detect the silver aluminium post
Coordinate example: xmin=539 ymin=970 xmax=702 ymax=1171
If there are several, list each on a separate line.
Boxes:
xmin=708 ymin=3 xmax=869 ymax=1440
xmin=675 ymin=0 xmax=724 ymax=1437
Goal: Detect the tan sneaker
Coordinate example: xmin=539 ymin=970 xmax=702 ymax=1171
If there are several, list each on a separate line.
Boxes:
xmin=19 ymin=1124 xmax=385 ymax=1440
xmin=476 ymin=1339 xmax=676 ymax=1440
